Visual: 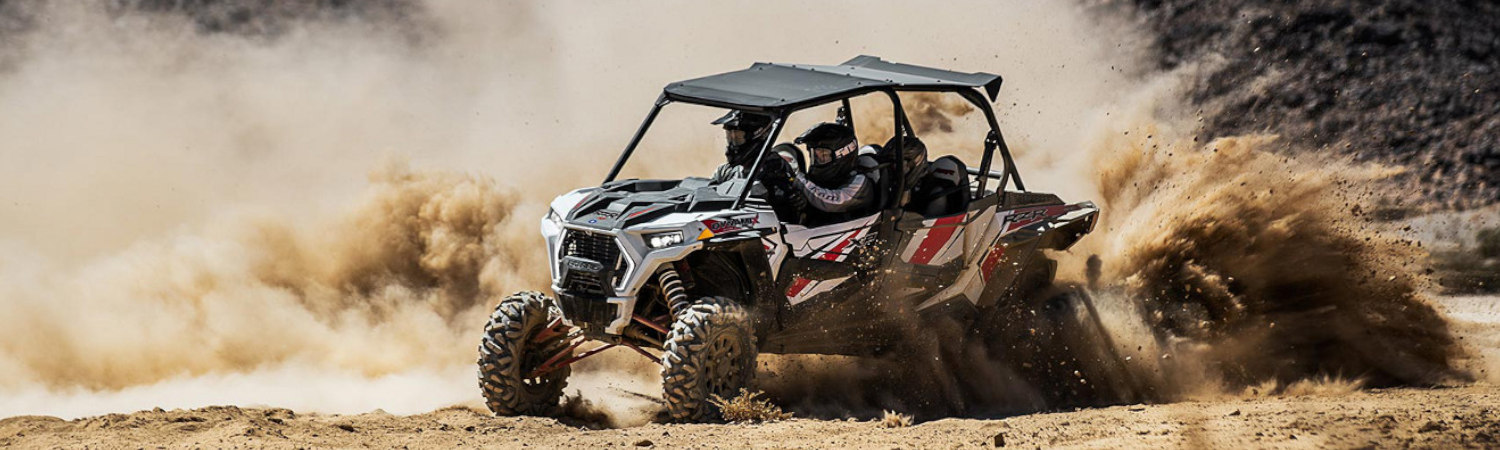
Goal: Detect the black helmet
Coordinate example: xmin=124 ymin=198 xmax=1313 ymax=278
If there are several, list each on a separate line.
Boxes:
xmin=712 ymin=110 xmax=773 ymax=166
xmin=886 ymin=135 xmax=929 ymax=188
xmin=796 ymin=122 xmax=859 ymax=187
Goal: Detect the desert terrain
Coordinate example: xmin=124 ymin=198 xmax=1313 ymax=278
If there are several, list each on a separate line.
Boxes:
xmin=1 ymin=385 xmax=1496 ymax=449
xmin=3 ymin=293 xmax=1495 ymax=449
xmin=1 ymin=1 xmax=1497 ymax=448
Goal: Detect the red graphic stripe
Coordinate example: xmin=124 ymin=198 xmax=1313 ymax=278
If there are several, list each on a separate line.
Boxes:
xmin=818 ymin=228 xmax=865 ymax=261
xmin=909 ymin=214 xmax=964 ymax=265
xmin=786 ymin=277 xmax=813 ymax=297
xmin=979 ymin=242 xmax=1007 ymax=282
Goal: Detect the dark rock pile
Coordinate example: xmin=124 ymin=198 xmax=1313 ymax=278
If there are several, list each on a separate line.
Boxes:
xmin=1128 ymin=0 xmax=1499 ymax=210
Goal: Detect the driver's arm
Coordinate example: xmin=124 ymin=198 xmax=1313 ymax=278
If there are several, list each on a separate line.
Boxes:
xmin=791 ymin=171 xmax=872 ymax=213
xmin=711 ymin=163 xmax=742 ymax=183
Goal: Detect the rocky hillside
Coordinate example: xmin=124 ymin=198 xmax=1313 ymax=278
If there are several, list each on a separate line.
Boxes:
xmin=1129 ymin=0 xmax=1500 ymax=211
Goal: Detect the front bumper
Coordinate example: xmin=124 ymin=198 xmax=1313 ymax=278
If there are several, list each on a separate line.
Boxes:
xmin=554 ymin=291 xmax=632 ymax=338
xmin=548 ymin=225 xmax=706 ymax=336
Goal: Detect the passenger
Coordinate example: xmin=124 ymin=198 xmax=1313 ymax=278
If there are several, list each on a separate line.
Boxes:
xmin=788 ymin=122 xmax=874 ymax=215
xmin=888 ymin=135 xmax=930 ymax=207
xmin=897 ymin=136 xmax=930 ymax=193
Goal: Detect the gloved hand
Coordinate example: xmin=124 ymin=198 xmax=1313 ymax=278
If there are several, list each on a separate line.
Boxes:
xmin=758 ymin=154 xmax=795 ymax=190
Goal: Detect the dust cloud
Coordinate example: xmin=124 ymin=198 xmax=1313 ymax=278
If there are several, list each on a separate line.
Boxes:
xmin=0 ymin=163 xmax=536 ymax=415
xmin=0 ymin=1 xmax=566 ymax=418
xmin=1085 ymin=127 xmax=1467 ymax=392
xmin=0 ymin=0 xmax=1149 ymax=420
xmin=759 ymin=49 xmax=1474 ymax=418
xmin=0 ymin=0 xmax=1473 ymax=424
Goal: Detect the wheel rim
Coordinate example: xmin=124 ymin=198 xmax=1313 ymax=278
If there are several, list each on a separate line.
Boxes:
xmin=521 ymin=326 xmax=565 ymax=392
xmin=706 ymin=333 xmax=744 ymax=396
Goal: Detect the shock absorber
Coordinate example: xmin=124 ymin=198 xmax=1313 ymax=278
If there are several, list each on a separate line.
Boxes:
xmin=656 ymin=265 xmax=690 ymax=317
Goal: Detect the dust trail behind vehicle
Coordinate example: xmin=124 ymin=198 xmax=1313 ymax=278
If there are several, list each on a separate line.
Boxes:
xmin=1080 ymin=128 xmax=1468 ymax=395
xmin=0 ymin=0 xmax=1480 ymax=423
xmin=757 ymin=65 xmax=1475 ymax=417
xmin=0 ymin=0 xmax=1149 ymax=421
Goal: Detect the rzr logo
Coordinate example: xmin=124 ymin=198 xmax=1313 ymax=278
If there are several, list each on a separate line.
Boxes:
xmin=703 ymin=216 xmax=759 ymax=234
xmin=1001 ymin=208 xmax=1051 ymax=233
xmin=1009 ymin=209 xmax=1047 ymax=222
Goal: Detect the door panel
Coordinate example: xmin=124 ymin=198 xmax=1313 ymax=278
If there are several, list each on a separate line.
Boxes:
xmin=781 ymin=213 xmax=880 ymax=262
xmin=896 ymin=213 xmax=967 ymax=267
xmin=772 ymin=213 xmax=887 ymax=352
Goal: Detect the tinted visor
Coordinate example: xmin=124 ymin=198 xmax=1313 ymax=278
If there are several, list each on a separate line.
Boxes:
xmin=810 ymin=147 xmax=836 ymax=165
xmin=725 ymin=129 xmax=748 ymax=147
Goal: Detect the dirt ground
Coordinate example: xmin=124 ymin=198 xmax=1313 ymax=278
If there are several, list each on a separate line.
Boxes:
xmin=1 ymin=384 xmax=1495 ymax=449
xmin=1 ymin=2 xmax=1496 ymax=449
xmin=4 ymin=293 xmax=1498 ymax=449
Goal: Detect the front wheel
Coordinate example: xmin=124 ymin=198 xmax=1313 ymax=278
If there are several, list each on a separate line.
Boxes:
xmin=660 ymin=296 xmax=757 ymax=422
xmin=478 ymin=291 xmax=573 ymax=416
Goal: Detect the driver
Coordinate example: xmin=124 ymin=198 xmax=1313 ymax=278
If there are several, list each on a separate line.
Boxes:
xmin=710 ymin=110 xmax=776 ymax=183
xmin=709 ymin=110 xmax=806 ymax=219
xmin=788 ymin=122 xmax=874 ymax=215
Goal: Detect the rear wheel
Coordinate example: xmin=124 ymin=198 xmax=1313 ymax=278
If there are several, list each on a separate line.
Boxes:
xmin=660 ymin=296 xmax=757 ymax=422
xmin=1034 ymin=288 xmax=1138 ymax=405
xmin=478 ymin=291 xmax=573 ymax=416
xmin=976 ymin=256 xmax=1133 ymax=407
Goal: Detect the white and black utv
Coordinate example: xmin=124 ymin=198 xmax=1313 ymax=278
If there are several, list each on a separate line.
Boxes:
xmin=478 ymin=56 xmax=1108 ymax=422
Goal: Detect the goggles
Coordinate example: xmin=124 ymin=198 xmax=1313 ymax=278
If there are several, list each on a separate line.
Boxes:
xmin=809 ymin=142 xmax=856 ymax=165
xmin=725 ymin=129 xmax=748 ymax=146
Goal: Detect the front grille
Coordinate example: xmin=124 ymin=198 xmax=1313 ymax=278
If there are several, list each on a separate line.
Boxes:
xmin=556 ymin=230 xmax=628 ymax=335
xmin=559 ymin=230 xmax=626 ymax=295
xmin=556 ymin=292 xmax=619 ymax=336
xmin=563 ymin=230 xmax=621 ymax=268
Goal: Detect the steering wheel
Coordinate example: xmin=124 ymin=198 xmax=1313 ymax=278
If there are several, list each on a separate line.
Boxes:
xmin=772 ymin=143 xmax=803 ymax=172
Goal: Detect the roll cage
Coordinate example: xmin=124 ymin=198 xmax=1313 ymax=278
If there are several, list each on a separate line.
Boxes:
xmin=603 ymin=56 xmax=1028 ymax=210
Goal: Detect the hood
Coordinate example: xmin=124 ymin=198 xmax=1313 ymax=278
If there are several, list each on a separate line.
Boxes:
xmin=565 ymin=178 xmax=740 ymax=229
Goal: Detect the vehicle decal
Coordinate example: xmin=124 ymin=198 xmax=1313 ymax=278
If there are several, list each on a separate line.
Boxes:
xmin=786 ymin=275 xmax=851 ymax=305
xmin=762 ymin=234 xmax=788 ymax=280
xmin=786 ymin=277 xmax=812 ymax=298
xmin=626 ymin=207 xmax=658 ymax=219
xmin=978 ymin=240 xmax=1008 ymax=282
xmin=903 ymin=214 xmax=965 ymax=265
xmin=998 ymin=205 xmax=1073 ymax=235
xmin=813 ymin=227 xmax=866 ymax=262
xmin=702 ymin=215 xmax=759 ymax=234
xmin=784 ymin=214 xmax=879 ymax=259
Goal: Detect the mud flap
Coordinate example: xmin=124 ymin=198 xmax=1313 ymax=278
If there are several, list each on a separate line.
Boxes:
xmin=1069 ymin=287 xmax=1151 ymax=403
xmin=1039 ymin=210 xmax=1097 ymax=251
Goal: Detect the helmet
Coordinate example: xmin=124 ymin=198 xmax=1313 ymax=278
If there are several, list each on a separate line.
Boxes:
xmin=712 ymin=110 xmax=773 ymax=166
xmin=796 ymin=122 xmax=859 ymax=187
xmin=886 ymin=135 xmax=929 ymax=188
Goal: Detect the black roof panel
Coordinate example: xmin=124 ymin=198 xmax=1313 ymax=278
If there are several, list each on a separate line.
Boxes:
xmin=663 ymin=55 xmax=1003 ymax=110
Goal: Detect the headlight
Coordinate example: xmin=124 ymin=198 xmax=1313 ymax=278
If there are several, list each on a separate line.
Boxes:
xmin=546 ymin=209 xmax=562 ymax=224
xmin=646 ymin=231 xmax=684 ymax=249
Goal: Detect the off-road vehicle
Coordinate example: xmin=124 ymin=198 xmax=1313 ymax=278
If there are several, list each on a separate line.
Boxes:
xmin=478 ymin=56 xmax=1109 ymax=421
